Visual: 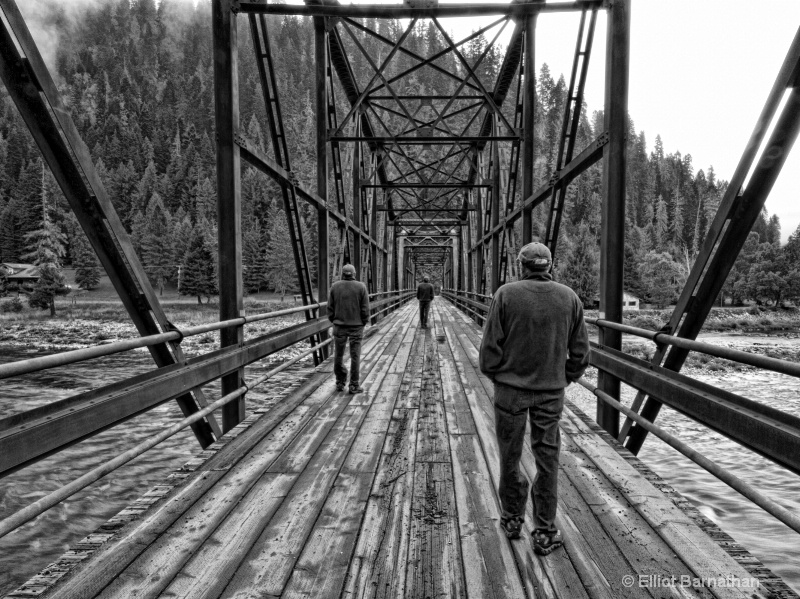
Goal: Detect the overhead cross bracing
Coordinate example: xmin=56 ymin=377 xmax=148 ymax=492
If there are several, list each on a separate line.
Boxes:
xmin=263 ymin=0 xmax=609 ymax=298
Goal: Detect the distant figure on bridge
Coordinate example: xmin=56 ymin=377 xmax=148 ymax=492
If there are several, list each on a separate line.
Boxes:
xmin=416 ymin=275 xmax=435 ymax=328
xmin=479 ymin=242 xmax=589 ymax=555
xmin=328 ymin=264 xmax=370 ymax=394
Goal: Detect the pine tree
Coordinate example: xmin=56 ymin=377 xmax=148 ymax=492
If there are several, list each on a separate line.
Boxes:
xmin=266 ymin=214 xmax=297 ymax=301
xmin=243 ymin=222 xmax=269 ymax=293
xmin=141 ymin=192 xmax=174 ymax=294
xmin=72 ymin=224 xmax=103 ymax=290
xmin=180 ymin=225 xmax=218 ymax=303
xmin=557 ymin=223 xmax=599 ymax=307
xmin=22 ymin=196 xmax=68 ymax=316
xmin=638 ymin=251 xmax=680 ymax=309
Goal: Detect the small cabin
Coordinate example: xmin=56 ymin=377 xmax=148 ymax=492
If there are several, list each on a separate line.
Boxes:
xmin=622 ymin=291 xmax=640 ymax=310
xmin=0 ymin=263 xmax=40 ymax=287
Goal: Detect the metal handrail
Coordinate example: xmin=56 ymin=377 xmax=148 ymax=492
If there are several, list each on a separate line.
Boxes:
xmin=0 ymin=292 xmax=415 ymax=381
xmin=0 ymin=337 xmax=332 ymax=540
xmin=587 ymin=317 xmax=800 ymax=379
xmin=578 ymin=378 xmax=800 ymax=535
xmin=0 ymin=301 xmax=328 ymax=380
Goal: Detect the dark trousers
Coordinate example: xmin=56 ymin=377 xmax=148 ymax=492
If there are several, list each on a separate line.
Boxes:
xmin=493 ymin=381 xmax=564 ymax=532
xmin=418 ymin=300 xmax=431 ymax=326
xmin=333 ymin=324 xmax=364 ymax=386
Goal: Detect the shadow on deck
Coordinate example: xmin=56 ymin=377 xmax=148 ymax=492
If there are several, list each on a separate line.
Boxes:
xmin=9 ymin=300 xmax=787 ymax=599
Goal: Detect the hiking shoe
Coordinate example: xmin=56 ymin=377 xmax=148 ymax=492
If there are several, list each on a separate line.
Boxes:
xmin=533 ymin=529 xmax=563 ymax=555
xmin=349 ymin=385 xmax=364 ymax=394
xmin=501 ymin=516 xmax=523 ymax=540
xmin=336 ymin=382 xmax=346 ymax=392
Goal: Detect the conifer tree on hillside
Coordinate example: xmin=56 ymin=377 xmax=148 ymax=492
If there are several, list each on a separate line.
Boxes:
xmin=141 ymin=192 xmax=174 ymax=294
xmin=266 ymin=215 xmax=297 ymax=301
xmin=638 ymin=251 xmax=680 ymax=309
xmin=179 ymin=225 xmax=218 ymax=304
xmin=243 ymin=222 xmax=269 ymax=294
xmin=22 ymin=197 xmax=68 ymax=316
xmin=557 ymin=223 xmax=599 ymax=307
xmin=70 ymin=217 xmax=102 ymax=290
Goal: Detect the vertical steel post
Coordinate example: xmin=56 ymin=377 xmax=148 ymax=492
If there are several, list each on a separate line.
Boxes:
xmin=467 ymin=211 xmax=474 ymax=293
xmin=490 ymin=123 xmax=501 ymax=293
xmin=392 ymin=227 xmax=399 ymax=291
xmin=371 ymin=179 xmax=379 ymax=292
xmin=597 ymin=0 xmax=630 ymax=437
xmin=352 ymin=129 xmax=362 ymax=280
xmin=315 ymin=18 xmax=330 ymax=310
xmin=475 ymin=189 xmax=484 ymax=294
xmin=383 ymin=209 xmax=390 ymax=292
xmin=522 ymin=14 xmax=537 ymax=244
xmin=457 ymin=230 xmax=464 ymax=291
xmin=213 ymin=0 xmax=245 ymax=432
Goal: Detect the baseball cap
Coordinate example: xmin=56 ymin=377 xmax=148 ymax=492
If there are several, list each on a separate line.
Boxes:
xmin=342 ymin=264 xmax=356 ymax=278
xmin=518 ymin=242 xmax=552 ymax=270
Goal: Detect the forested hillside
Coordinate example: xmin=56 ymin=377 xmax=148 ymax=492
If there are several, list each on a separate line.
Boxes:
xmin=1 ymin=0 xmax=798 ymax=308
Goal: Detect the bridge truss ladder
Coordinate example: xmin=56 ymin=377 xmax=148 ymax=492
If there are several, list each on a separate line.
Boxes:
xmin=544 ymin=7 xmax=598 ymax=256
xmin=498 ymin=59 xmax=525 ymax=285
xmin=249 ymin=14 xmax=322 ymax=363
xmin=328 ymin=33 xmax=353 ymax=282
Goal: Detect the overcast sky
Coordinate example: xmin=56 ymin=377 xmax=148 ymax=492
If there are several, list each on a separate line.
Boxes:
xmin=446 ymin=1 xmax=800 ymax=243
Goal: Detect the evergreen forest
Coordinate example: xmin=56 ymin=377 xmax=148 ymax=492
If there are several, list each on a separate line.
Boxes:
xmin=1 ymin=0 xmax=799 ymax=309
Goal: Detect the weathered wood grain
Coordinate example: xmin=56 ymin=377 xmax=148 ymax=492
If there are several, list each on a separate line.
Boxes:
xmin=433 ymin=302 xmax=526 ymax=598
xmin=405 ymin=462 xmax=466 ymax=599
xmin=343 ymin=409 xmax=419 ymax=599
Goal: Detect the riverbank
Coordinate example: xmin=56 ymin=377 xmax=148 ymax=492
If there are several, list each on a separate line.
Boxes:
xmin=584 ymin=306 xmax=800 ymax=373
xmin=0 ymin=297 xmax=309 ymax=360
xmin=3 ymin=300 xmax=800 ymax=373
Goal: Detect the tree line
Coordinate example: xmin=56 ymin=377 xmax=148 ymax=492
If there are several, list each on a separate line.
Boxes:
xmin=0 ymin=0 xmax=796 ymax=312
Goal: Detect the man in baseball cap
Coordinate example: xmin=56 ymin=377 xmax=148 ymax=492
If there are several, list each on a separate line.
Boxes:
xmin=479 ymin=241 xmax=589 ymax=555
xmin=518 ymin=241 xmax=552 ymax=271
xmin=327 ymin=263 xmax=370 ymax=393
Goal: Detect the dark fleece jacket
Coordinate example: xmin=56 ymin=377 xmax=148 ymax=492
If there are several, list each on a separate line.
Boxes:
xmin=479 ymin=273 xmax=589 ymax=390
xmin=328 ymin=278 xmax=370 ymax=326
xmin=417 ymin=282 xmax=434 ymax=302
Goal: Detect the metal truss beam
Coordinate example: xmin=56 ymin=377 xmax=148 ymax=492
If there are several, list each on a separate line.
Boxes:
xmin=469 ymin=133 xmax=606 ymax=251
xmin=331 ymin=136 xmax=520 ymax=144
xmin=214 ymin=0 xmax=247 ymax=425
xmin=236 ymin=1 xmax=604 ymax=18
xmin=0 ymin=2 xmax=220 ymax=447
xmin=596 ymin=0 xmax=630 ymax=436
xmin=236 ymin=135 xmax=385 ymax=252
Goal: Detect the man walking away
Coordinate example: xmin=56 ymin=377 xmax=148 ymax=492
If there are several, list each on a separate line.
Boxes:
xmin=328 ymin=264 xmax=370 ymax=394
xmin=479 ymin=242 xmax=589 ymax=555
xmin=416 ymin=275 xmax=434 ymax=328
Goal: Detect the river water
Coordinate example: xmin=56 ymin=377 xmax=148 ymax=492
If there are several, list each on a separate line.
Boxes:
xmin=1 ymin=339 xmax=800 ymax=595
xmin=0 ymin=346 xmax=314 ymax=596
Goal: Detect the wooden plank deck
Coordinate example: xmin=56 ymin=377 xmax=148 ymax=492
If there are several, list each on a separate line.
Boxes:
xmin=15 ymin=299 xmax=780 ymax=599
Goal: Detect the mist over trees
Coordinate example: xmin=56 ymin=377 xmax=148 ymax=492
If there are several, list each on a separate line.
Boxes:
xmin=0 ymin=0 xmax=796 ymax=308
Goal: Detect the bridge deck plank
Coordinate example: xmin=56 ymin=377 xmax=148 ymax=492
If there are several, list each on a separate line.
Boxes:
xmin=24 ymin=298 xmax=775 ymax=599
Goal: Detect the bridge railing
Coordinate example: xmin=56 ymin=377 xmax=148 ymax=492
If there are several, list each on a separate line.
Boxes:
xmin=441 ymin=288 xmax=800 ymax=536
xmin=0 ymin=290 xmax=414 ymax=482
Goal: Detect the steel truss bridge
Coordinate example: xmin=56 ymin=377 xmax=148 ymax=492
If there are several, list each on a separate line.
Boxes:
xmin=1 ymin=1 xmax=799 ymax=597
